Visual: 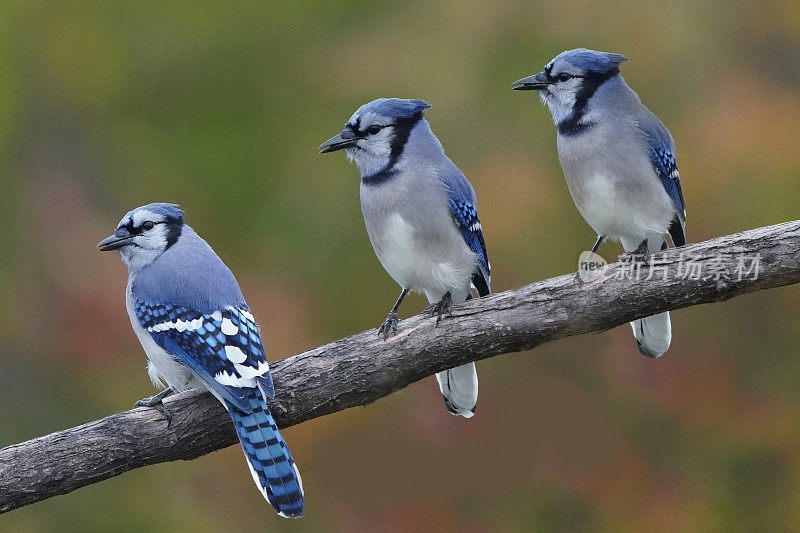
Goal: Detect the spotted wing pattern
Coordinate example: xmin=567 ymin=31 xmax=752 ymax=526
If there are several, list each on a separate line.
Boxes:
xmin=449 ymin=197 xmax=491 ymax=296
xmin=133 ymin=301 xmax=274 ymax=409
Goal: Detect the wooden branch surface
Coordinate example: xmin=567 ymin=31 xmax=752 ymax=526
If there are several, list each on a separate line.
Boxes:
xmin=2 ymin=221 xmax=799 ymax=513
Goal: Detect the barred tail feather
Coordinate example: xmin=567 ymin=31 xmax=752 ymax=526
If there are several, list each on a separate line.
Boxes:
xmin=225 ymin=388 xmax=304 ymax=518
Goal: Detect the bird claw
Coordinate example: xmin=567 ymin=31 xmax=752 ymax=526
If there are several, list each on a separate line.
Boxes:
xmin=632 ymin=238 xmax=649 ymax=257
xmin=378 ymin=311 xmax=400 ymax=340
xmin=134 ymin=388 xmax=174 ymax=428
xmin=425 ymin=292 xmax=453 ymax=326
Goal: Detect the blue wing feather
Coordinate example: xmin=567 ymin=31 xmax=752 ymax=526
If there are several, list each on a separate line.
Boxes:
xmin=134 ymin=301 xmax=275 ymax=411
xmin=135 ymin=300 xmax=303 ymax=517
xmin=638 ymin=116 xmax=685 ymax=216
xmin=442 ymin=171 xmax=491 ymax=295
xmin=650 ymin=145 xmax=685 ymax=216
xmin=227 ymin=388 xmax=304 ymax=517
xmin=638 ymin=115 xmax=686 ymax=247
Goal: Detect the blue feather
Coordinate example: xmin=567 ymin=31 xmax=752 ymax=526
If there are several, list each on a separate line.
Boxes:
xmin=637 ymin=116 xmax=686 ymax=246
xmin=650 ymin=145 xmax=684 ymax=215
xmin=134 ymin=301 xmax=274 ymax=409
xmin=134 ymin=300 xmax=302 ymax=515
xmin=447 ymin=195 xmax=490 ymax=296
xmin=131 ymin=226 xmax=247 ymax=314
xmin=439 ymin=168 xmax=490 ymax=295
xmin=227 ymin=388 xmax=304 ymax=518
xmin=352 ymin=98 xmax=430 ymax=120
xmin=636 ymin=115 xmax=684 ymax=216
xmin=551 ymin=48 xmax=628 ymax=74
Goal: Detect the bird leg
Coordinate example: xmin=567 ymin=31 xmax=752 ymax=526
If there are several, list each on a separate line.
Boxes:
xmin=134 ymin=386 xmax=174 ymax=427
xmin=590 ymin=234 xmax=606 ymax=255
xmin=378 ymin=288 xmax=409 ymax=340
xmin=576 ymin=234 xmax=607 ymax=283
xmin=425 ymin=291 xmax=453 ymax=326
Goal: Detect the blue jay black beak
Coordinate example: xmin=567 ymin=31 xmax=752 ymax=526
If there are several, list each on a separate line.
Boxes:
xmin=511 ymin=71 xmax=551 ymax=91
xmin=318 ymin=129 xmax=359 ymax=154
xmin=98 ymin=228 xmax=135 ymax=251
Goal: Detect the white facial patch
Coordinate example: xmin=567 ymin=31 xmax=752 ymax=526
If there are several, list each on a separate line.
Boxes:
xmin=541 ymin=61 xmax=587 ymax=124
xmin=118 ymin=224 xmax=171 ymax=273
xmin=130 ymin=209 xmax=165 ymax=228
xmin=134 ymin=223 xmax=170 ymax=250
xmin=346 ymin=111 xmax=396 ymax=177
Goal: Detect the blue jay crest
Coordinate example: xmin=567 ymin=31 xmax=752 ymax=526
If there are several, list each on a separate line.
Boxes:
xmin=550 ymin=48 xmax=628 ymax=74
xmin=354 ymin=98 xmax=431 ymax=120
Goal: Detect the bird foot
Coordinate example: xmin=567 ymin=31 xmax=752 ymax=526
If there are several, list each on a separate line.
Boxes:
xmin=378 ymin=311 xmax=400 ymax=340
xmin=134 ymin=387 xmax=174 ymax=428
xmin=632 ymin=238 xmax=649 ymax=257
xmin=425 ymin=292 xmax=453 ymax=326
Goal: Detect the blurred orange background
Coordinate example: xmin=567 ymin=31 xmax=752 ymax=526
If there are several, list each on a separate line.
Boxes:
xmin=2 ymin=1 xmax=800 ymax=531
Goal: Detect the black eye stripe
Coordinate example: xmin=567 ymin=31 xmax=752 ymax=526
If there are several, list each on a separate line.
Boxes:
xmin=139 ymin=220 xmax=165 ymax=232
xmin=361 ymin=112 xmax=423 ymax=185
xmin=346 ymin=118 xmax=392 ymax=137
xmin=118 ymin=220 xmax=166 ymax=234
xmin=366 ymin=124 xmax=388 ymax=135
xmin=556 ymin=73 xmax=588 ymax=82
xmin=350 ymin=122 xmax=393 ymax=137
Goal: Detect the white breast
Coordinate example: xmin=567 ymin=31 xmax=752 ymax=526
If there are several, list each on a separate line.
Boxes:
xmin=571 ymin=171 xmax=640 ymax=238
xmin=558 ymin=124 xmax=675 ymax=246
xmin=125 ymin=278 xmax=202 ymax=392
xmin=378 ymin=212 xmax=417 ymax=282
xmin=370 ymin=212 xmax=474 ymax=304
xmin=567 ymin=169 xmax=674 ymax=246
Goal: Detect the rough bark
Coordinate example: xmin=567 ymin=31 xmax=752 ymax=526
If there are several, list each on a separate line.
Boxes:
xmin=2 ymin=220 xmax=799 ymax=513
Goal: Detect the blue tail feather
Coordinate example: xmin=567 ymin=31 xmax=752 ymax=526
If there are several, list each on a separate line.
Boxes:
xmin=226 ymin=388 xmax=304 ymax=518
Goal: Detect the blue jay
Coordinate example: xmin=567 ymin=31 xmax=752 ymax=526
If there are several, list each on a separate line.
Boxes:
xmin=318 ymin=98 xmax=490 ymax=418
xmin=512 ymin=49 xmax=686 ymax=358
xmin=98 ymin=203 xmax=304 ymax=518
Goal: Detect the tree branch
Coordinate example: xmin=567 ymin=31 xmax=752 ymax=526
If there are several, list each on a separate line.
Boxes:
xmin=2 ymin=221 xmax=799 ymax=513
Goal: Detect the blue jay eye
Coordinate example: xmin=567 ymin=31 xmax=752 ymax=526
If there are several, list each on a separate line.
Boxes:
xmin=367 ymin=125 xmax=383 ymax=135
xmin=557 ymin=73 xmax=573 ymax=82
xmin=142 ymin=221 xmax=155 ymax=231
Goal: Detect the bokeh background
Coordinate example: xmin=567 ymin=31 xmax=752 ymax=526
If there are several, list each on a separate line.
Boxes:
xmin=2 ymin=1 xmax=800 ymax=531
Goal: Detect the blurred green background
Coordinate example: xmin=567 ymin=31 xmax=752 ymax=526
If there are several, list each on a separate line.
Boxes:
xmin=1 ymin=1 xmax=800 ymax=531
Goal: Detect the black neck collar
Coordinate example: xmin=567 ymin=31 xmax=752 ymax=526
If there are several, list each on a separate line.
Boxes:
xmin=557 ymin=67 xmax=619 ymax=136
xmin=361 ymin=112 xmax=423 ymax=186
